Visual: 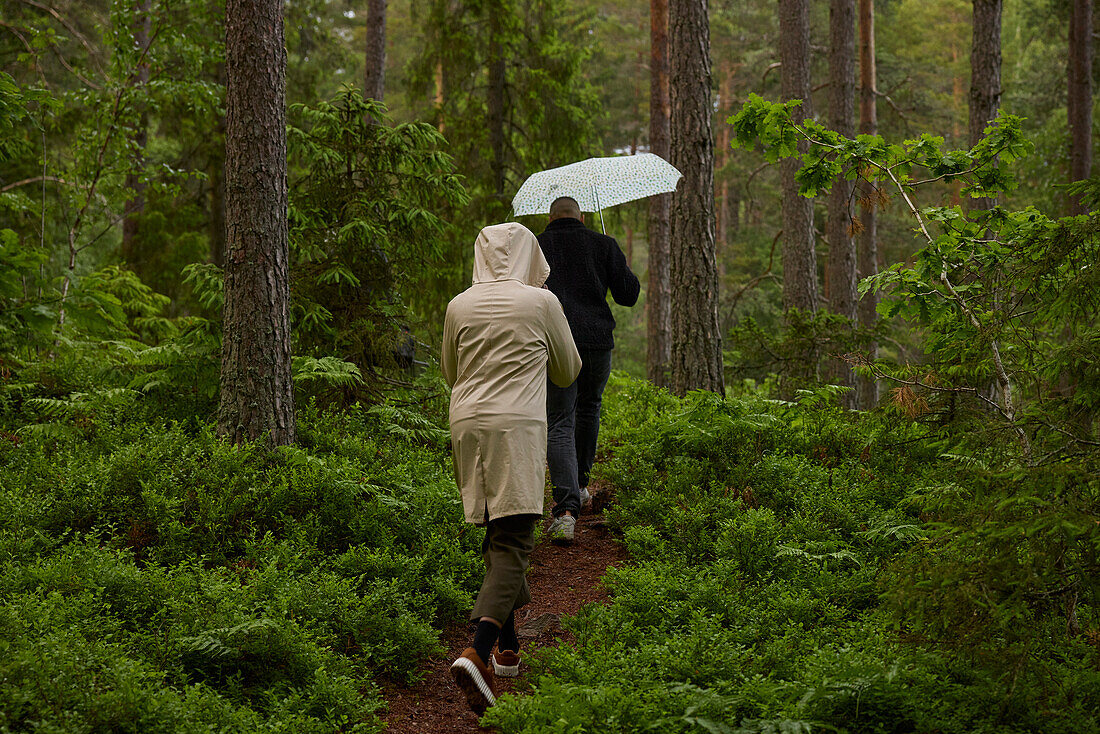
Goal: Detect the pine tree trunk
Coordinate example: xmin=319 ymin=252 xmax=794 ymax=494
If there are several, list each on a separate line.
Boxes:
xmin=434 ymin=59 xmax=445 ymax=132
xmin=364 ymin=0 xmax=387 ymax=102
xmin=857 ymin=0 xmax=879 ymax=409
xmin=219 ymin=0 xmax=295 ymax=446
xmin=487 ymin=7 xmax=507 ymax=200
xmin=669 ymin=0 xmax=723 ymax=396
xmin=827 ymin=0 xmax=857 ymax=402
xmin=827 ymin=0 xmax=856 ymax=320
xmin=716 ymin=64 xmax=733 ymax=278
xmin=779 ymin=0 xmax=817 ymax=314
xmin=969 ymin=0 xmax=1002 ymax=210
xmin=647 ymin=0 xmax=672 ymax=387
xmin=121 ymin=0 xmax=151 ymax=267
xmin=716 ymin=171 xmax=729 ymax=280
xmin=729 ymin=185 xmax=740 ymax=234
xmin=951 ymin=34 xmax=965 ymax=205
xmin=1069 ymin=0 xmax=1093 ymax=214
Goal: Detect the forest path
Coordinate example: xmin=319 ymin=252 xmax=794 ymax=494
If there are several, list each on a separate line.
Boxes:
xmin=381 ymin=484 xmax=625 ymax=733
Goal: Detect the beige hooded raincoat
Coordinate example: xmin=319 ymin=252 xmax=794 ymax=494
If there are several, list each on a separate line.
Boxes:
xmin=442 ymin=222 xmax=582 ymax=524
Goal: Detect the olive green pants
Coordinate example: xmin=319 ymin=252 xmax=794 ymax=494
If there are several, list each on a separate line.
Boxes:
xmin=469 ymin=513 xmax=538 ymax=623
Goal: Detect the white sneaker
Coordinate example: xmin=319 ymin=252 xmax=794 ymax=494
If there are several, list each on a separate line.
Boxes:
xmin=491 ymin=649 xmax=521 ymax=677
xmin=579 ymin=488 xmax=592 ymax=507
xmin=547 ymin=514 xmax=576 ymax=545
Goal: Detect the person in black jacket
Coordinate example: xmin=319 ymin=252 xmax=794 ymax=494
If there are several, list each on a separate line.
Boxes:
xmin=537 ymin=196 xmax=640 ymax=544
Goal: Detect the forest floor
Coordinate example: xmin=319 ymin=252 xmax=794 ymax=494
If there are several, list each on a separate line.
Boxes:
xmin=381 ymin=483 xmax=625 ymax=733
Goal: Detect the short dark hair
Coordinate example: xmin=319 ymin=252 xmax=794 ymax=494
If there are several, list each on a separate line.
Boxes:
xmin=549 ymin=196 xmax=582 ymax=220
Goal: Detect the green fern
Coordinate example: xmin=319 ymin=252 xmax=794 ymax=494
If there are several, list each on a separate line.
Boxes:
xmin=177 ymin=618 xmax=279 ymax=662
xmin=292 ymin=356 xmax=364 ymax=388
xmin=367 ymin=403 xmax=449 ymax=447
xmin=25 ymin=388 xmax=140 ymax=419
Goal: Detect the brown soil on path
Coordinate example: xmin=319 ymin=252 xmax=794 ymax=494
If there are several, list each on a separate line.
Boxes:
xmin=381 ymin=485 xmax=625 ymax=733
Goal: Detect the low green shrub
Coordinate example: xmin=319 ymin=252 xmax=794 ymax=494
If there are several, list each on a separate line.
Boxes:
xmin=0 ymin=397 xmax=476 ymax=732
xmin=484 ymin=374 xmax=1100 ymax=734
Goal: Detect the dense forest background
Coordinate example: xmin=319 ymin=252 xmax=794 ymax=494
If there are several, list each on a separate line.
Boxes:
xmin=3 ymin=0 xmax=1093 ymax=376
xmin=1 ymin=0 xmax=1099 ymax=732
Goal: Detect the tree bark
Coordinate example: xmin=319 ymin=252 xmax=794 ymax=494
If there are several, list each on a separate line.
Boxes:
xmin=779 ymin=0 xmax=817 ymax=314
xmin=434 ymin=59 xmax=445 ymax=133
xmin=857 ymin=0 xmax=879 ymax=409
xmin=827 ymin=0 xmax=857 ymax=401
xmin=364 ymin=0 xmax=387 ymax=102
xmin=647 ymin=0 xmax=672 ymax=387
xmin=121 ymin=0 xmax=151 ymax=267
xmin=729 ymin=184 xmax=740 ymax=234
xmin=669 ymin=0 xmax=723 ymax=396
xmin=827 ymin=0 xmax=856 ymax=321
xmin=951 ymin=29 xmax=965 ymax=205
xmin=715 ymin=62 xmax=734 ymax=279
xmin=1069 ymin=0 xmax=1093 ymax=214
xmin=219 ymin=0 xmax=295 ymax=446
xmin=487 ymin=7 xmax=507 ymax=199
xmin=969 ymin=0 xmax=1002 ymax=210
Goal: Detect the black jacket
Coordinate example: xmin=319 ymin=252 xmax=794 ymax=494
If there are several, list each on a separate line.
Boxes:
xmin=537 ymin=217 xmax=640 ymax=350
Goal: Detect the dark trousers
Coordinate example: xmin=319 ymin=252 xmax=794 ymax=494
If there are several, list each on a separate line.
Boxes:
xmin=546 ymin=348 xmax=613 ymax=518
xmin=470 ymin=513 xmax=537 ymax=623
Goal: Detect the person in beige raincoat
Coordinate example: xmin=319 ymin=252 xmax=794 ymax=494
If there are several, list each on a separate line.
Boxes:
xmin=442 ymin=222 xmax=581 ymax=714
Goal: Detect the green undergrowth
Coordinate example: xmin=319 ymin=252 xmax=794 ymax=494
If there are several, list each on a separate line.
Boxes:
xmin=483 ymin=375 xmax=1100 ymax=734
xmin=0 ymin=398 xmax=480 ymax=733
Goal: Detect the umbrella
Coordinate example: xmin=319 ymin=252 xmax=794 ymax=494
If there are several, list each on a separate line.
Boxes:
xmin=511 ymin=153 xmax=682 ymax=232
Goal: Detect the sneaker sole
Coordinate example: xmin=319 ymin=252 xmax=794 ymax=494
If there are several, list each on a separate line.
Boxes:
xmin=450 ymin=657 xmax=495 ymax=714
xmin=491 ymin=656 xmax=520 ymax=677
xmin=549 ymin=533 xmax=573 ymax=546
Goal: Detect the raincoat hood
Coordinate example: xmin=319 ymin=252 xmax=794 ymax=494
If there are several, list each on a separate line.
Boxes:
xmin=472 ymin=222 xmax=550 ymax=288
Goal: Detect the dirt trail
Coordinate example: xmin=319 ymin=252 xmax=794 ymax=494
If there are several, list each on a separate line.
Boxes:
xmin=381 ymin=486 xmax=624 ymax=733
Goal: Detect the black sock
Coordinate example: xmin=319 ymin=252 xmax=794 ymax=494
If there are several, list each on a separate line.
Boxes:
xmin=498 ymin=611 xmax=519 ymax=653
xmin=472 ymin=620 xmax=500 ymax=665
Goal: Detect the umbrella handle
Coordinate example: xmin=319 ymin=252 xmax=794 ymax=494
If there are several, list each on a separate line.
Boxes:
xmin=593 ymin=182 xmax=606 ymax=234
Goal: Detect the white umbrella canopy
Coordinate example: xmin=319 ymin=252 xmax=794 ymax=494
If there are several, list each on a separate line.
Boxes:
xmin=511 ymin=153 xmax=682 ymax=217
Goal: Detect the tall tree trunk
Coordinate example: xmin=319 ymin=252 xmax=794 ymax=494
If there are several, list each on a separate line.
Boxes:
xmin=121 ymin=0 xmax=151 ymax=267
xmin=857 ymin=0 xmax=879 ymax=409
xmin=951 ymin=34 xmax=965 ymax=205
xmin=716 ymin=171 xmax=728 ymax=280
xmin=969 ymin=0 xmax=1002 ymax=210
xmin=729 ymin=184 xmax=740 ymax=234
xmin=647 ymin=0 xmax=672 ymax=387
xmin=779 ymin=0 xmax=817 ymax=314
xmin=669 ymin=0 xmax=723 ymax=396
xmin=715 ymin=62 xmax=733 ymax=280
xmin=364 ymin=0 xmax=387 ymax=101
xmin=827 ymin=0 xmax=857 ymax=402
xmin=827 ymin=0 xmax=856 ymax=321
xmin=435 ymin=0 xmax=460 ymax=134
xmin=219 ymin=0 xmax=295 ymax=446
xmin=1069 ymin=0 xmax=1093 ymax=215
xmin=434 ymin=59 xmax=445 ymax=133
xmin=487 ymin=8 xmax=507 ymax=200
xmin=1061 ymin=0 xmax=1093 ymax=413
